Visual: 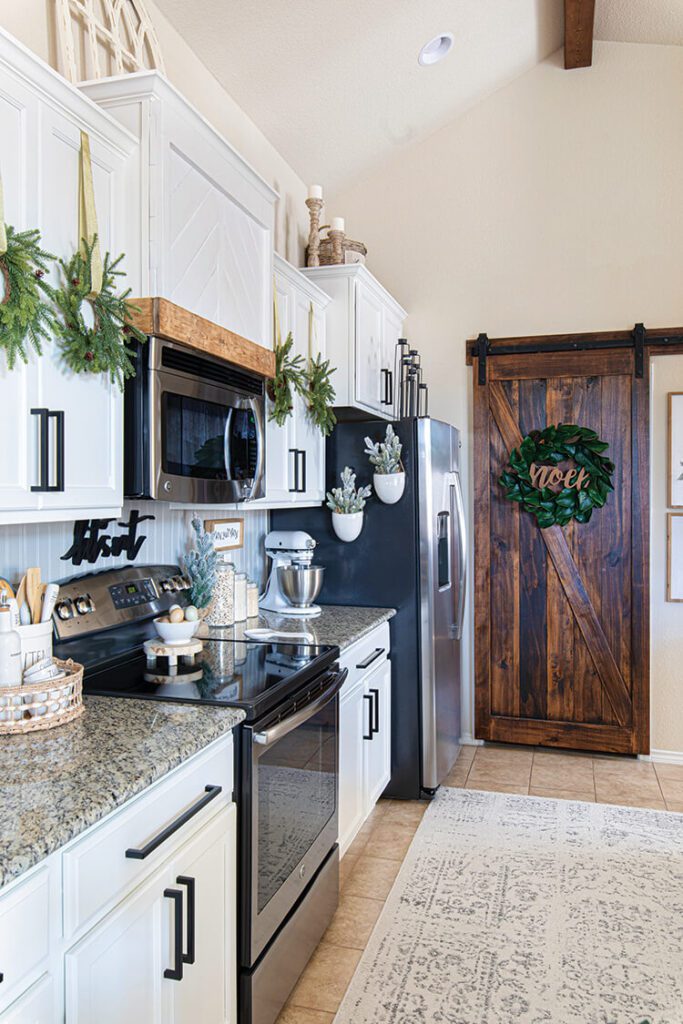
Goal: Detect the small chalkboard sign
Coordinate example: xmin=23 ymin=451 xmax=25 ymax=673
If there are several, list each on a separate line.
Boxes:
xmin=204 ymin=518 xmax=244 ymax=552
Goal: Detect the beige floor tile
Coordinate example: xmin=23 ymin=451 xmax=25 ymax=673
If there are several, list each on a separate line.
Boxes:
xmin=593 ymin=757 xmax=657 ymax=781
xmin=366 ymin=801 xmax=390 ymax=824
xmin=442 ymin=762 xmax=470 ymax=787
xmin=595 ymin=788 xmax=666 ymax=811
xmin=467 ymin=762 xmax=532 ymax=788
xmin=465 ymin=779 xmax=530 ymax=794
xmin=530 ymin=753 xmax=595 ymax=791
xmin=530 ymin=785 xmax=596 ymax=802
xmin=324 ymin=892 xmax=384 ymax=950
xmin=344 ymin=855 xmax=400 ymax=900
xmin=653 ymin=777 xmax=683 ymax=803
xmin=474 ymin=747 xmax=534 ymax=769
xmin=594 ymin=772 xmax=663 ymax=802
xmin=287 ymin=942 xmax=361 ymax=1014
xmin=277 ymin=1006 xmax=335 ymax=1024
xmin=345 ymin=832 xmax=370 ymax=860
xmin=456 ymin=744 xmax=477 ymax=765
xmin=364 ymin=822 xmax=416 ymax=861
xmin=665 ymin=800 xmax=683 ymax=813
xmin=382 ymin=800 xmax=429 ymax=827
xmin=339 ymin=854 xmax=358 ymax=892
xmin=653 ymin=762 xmax=683 ymax=782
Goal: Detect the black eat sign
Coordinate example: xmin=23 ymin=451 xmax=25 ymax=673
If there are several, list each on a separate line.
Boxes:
xmin=61 ymin=510 xmax=155 ymax=566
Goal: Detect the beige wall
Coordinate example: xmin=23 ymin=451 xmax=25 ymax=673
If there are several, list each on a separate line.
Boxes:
xmin=0 ymin=0 xmax=309 ymax=263
xmin=332 ymin=41 xmax=683 ymax=751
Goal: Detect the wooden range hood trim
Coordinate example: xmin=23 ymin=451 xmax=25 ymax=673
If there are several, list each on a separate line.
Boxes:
xmin=129 ymin=298 xmax=276 ymax=379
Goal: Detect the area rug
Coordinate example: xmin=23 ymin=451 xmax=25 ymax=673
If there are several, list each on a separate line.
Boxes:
xmin=334 ymin=788 xmax=683 ymax=1024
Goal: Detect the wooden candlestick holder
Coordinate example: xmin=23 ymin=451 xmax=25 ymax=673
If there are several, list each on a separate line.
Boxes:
xmin=328 ymin=228 xmax=345 ymax=265
xmin=305 ymin=196 xmax=324 ymax=267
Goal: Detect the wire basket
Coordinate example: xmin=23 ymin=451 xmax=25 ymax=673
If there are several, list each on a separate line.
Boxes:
xmin=0 ymin=659 xmax=84 ymax=735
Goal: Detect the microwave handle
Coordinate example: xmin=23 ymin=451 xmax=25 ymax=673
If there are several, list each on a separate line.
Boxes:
xmin=223 ymin=408 xmax=234 ymax=482
xmin=248 ymin=396 xmax=265 ymax=498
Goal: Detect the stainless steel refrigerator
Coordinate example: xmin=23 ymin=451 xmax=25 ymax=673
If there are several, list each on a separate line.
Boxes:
xmin=271 ymin=416 xmax=466 ymax=798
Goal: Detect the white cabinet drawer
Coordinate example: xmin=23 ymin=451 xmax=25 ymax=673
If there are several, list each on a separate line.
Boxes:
xmin=0 ymin=869 xmax=51 ymax=1013
xmin=63 ymin=736 xmax=233 ymax=940
xmin=340 ymin=622 xmax=391 ymax=691
xmin=0 ymin=974 xmax=54 ymax=1023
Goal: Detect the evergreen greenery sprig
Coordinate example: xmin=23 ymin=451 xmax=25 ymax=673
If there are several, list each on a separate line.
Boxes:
xmin=268 ymin=332 xmax=307 ymax=426
xmin=326 ymin=466 xmax=372 ymax=514
xmin=183 ymin=517 xmax=218 ymax=610
xmin=53 ymin=236 xmax=146 ymax=390
xmin=365 ymin=424 xmax=403 ymax=474
xmin=0 ymin=225 xmax=57 ymax=369
xmin=305 ymin=353 xmax=337 ymax=436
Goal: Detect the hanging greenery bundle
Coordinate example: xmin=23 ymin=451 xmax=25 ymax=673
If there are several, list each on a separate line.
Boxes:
xmin=0 ymin=225 xmax=56 ymax=369
xmin=53 ymin=236 xmax=146 ymax=390
xmin=268 ymin=331 xmax=307 ymax=426
xmin=305 ymin=353 xmax=336 ymax=436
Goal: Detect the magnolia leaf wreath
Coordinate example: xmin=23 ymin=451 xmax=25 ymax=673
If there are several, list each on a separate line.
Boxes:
xmin=53 ymin=236 xmax=146 ymax=390
xmin=499 ymin=423 xmax=614 ymax=529
xmin=0 ymin=225 xmax=57 ymax=369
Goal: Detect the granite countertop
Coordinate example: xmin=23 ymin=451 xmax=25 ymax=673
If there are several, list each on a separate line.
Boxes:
xmin=0 ymin=697 xmax=244 ymax=890
xmin=243 ymin=604 xmax=396 ymax=650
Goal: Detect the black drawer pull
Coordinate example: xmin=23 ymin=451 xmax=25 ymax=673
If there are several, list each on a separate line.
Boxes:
xmin=125 ymin=785 xmax=222 ymax=860
xmin=289 ymin=448 xmax=299 ymax=493
xmin=164 ymin=888 xmax=184 ymax=981
xmin=31 ymin=408 xmax=65 ymax=493
xmin=177 ymin=875 xmax=196 ymax=965
xmin=356 ymin=647 xmax=385 ymax=671
xmin=363 ymin=693 xmax=373 ymax=740
xmin=370 ymin=686 xmax=380 ymax=734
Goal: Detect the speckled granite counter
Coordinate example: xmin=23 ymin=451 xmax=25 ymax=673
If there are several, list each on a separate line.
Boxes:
xmin=0 ymin=697 xmax=244 ymax=889
xmin=225 ymin=604 xmax=396 ymax=651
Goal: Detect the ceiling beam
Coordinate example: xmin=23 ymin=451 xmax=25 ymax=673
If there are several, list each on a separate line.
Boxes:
xmin=564 ymin=0 xmax=596 ymax=69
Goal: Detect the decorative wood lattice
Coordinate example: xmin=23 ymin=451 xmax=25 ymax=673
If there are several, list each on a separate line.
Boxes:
xmin=55 ymin=0 xmax=165 ymax=83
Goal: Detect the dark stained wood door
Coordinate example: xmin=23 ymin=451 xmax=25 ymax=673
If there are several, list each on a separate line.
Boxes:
xmin=473 ymin=345 xmax=649 ymax=754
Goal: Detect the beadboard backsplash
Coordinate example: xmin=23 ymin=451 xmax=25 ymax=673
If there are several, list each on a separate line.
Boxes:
xmin=0 ymin=503 xmax=269 ymax=587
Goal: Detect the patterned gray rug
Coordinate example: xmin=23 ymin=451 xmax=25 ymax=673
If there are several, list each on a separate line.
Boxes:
xmin=334 ymin=789 xmax=683 ymax=1024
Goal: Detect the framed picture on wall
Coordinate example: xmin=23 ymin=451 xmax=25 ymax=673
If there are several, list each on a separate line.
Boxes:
xmin=667 ymin=513 xmax=683 ymax=601
xmin=204 ymin=518 xmax=244 ymax=552
xmin=668 ymin=393 xmax=683 ymax=507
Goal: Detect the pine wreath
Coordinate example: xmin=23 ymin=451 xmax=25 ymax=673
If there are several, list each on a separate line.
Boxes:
xmin=305 ymin=352 xmax=337 ymax=437
xmin=499 ymin=423 xmax=614 ymax=529
xmin=53 ymin=236 xmax=146 ymax=390
xmin=0 ymin=225 xmax=56 ymax=369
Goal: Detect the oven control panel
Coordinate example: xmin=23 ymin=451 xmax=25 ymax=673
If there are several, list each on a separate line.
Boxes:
xmin=53 ymin=565 xmax=190 ymax=640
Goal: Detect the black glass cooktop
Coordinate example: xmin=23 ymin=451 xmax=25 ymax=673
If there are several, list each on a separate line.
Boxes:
xmin=56 ymin=624 xmax=338 ymax=723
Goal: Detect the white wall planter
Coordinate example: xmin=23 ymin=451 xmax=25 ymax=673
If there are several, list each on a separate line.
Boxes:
xmin=332 ymin=511 xmax=364 ymax=543
xmin=373 ymin=472 xmax=405 ymax=505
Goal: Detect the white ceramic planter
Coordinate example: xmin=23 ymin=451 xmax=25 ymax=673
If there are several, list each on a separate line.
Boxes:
xmin=331 ymin=511 xmax=364 ymax=543
xmin=373 ymin=471 xmax=406 ymax=505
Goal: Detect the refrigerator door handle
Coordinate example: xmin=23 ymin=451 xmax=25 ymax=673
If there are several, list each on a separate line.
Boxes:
xmin=450 ymin=472 xmax=467 ymax=641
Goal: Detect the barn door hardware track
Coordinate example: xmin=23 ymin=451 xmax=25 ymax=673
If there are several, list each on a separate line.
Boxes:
xmin=469 ymin=323 xmax=683 ymax=384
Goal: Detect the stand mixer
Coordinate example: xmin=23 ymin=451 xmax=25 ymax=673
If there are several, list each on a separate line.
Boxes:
xmin=260 ymin=531 xmax=325 ymax=617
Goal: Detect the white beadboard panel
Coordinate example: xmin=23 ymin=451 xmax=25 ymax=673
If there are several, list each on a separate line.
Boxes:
xmin=0 ymin=503 xmax=269 ymax=588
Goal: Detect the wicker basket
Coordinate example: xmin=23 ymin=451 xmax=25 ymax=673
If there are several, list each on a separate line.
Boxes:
xmin=0 ymin=659 xmax=84 ymax=735
xmin=308 ymin=236 xmax=367 ymax=266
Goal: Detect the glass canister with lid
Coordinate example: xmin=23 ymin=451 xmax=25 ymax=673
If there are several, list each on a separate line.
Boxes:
xmin=204 ymin=554 xmax=235 ymax=626
xmin=234 ymin=572 xmax=248 ymax=622
xmin=246 ymin=580 xmax=259 ymax=618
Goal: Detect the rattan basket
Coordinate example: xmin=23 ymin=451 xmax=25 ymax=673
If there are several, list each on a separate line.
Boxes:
xmin=0 ymin=659 xmax=84 ymax=735
xmin=308 ymin=236 xmax=367 ymax=266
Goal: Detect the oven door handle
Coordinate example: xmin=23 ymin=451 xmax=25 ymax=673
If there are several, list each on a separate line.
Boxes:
xmin=253 ymin=669 xmax=348 ymax=747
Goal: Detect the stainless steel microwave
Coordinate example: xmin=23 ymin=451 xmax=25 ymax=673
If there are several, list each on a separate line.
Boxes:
xmin=124 ymin=336 xmax=266 ymax=503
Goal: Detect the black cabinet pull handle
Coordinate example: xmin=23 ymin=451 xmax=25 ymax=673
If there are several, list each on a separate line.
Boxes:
xmin=298 ymin=450 xmax=307 ymax=493
xmin=289 ymin=448 xmax=299 ymax=493
xmin=125 ymin=784 xmax=222 ymax=860
xmin=356 ymin=647 xmax=385 ymax=670
xmin=387 ymin=370 xmax=393 ymax=409
xmin=370 ymin=686 xmax=380 ymax=734
xmin=31 ymin=408 xmax=65 ymax=492
xmin=380 ymin=368 xmax=389 ymax=405
xmin=363 ymin=693 xmax=373 ymax=740
xmin=177 ymin=875 xmax=196 ymax=965
xmin=164 ymin=888 xmax=184 ymax=981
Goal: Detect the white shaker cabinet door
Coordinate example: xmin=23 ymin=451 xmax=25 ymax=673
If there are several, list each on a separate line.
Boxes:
xmin=363 ymin=657 xmax=392 ymax=810
xmin=338 ymin=678 xmax=366 ymax=856
xmin=36 ymin=107 xmax=126 ymax=513
xmin=0 ymin=65 xmax=40 ymax=515
xmin=262 ymin=276 xmax=296 ymax=503
xmin=292 ymin=289 xmax=325 ymax=503
xmin=0 ymin=974 xmax=55 ymax=1024
xmin=383 ymin=306 xmax=404 ymax=421
xmin=354 ymin=279 xmax=384 ymax=416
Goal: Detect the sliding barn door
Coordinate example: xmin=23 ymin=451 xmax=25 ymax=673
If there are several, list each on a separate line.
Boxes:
xmin=473 ymin=347 xmax=649 ymax=754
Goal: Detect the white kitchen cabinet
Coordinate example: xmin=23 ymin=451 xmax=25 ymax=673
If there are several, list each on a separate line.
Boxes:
xmin=0 ymin=975 xmax=55 ymax=1024
xmin=0 ymin=29 xmax=139 ymax=525
xmin=260 ymin=255 xmax=330 ymax=507
xmin=80 ymin=72 xmax=277 ymax=352
xmin=338 ymin=623 xmax=392 ymax=854
xmin=302 ymin=264 xmax=406 ymax=421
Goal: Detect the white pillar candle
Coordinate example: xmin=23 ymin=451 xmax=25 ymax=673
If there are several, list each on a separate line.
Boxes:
xmin=330 ymin=216 xmax=345 ymax=232
xmin=308 ymin=184 xmax=323 ymax=200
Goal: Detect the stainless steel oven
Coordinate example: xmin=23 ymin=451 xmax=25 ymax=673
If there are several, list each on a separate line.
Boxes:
xmin=239 ymin=666 xmax=346 ymax=1024
xmin=124 ymin=336 xmax=266 ymax=503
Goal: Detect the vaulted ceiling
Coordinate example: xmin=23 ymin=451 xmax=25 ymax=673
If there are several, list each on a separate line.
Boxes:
xmin=154 ymin=0 xmax=683 ymax=194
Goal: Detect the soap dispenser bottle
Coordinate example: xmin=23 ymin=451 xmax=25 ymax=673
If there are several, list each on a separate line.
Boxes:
xmin=0 ymin=602 xmax=22 ymax=686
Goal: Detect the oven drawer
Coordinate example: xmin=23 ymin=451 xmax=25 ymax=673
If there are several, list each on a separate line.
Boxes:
xmin=63 ymin=735 xmax=233 ymax=940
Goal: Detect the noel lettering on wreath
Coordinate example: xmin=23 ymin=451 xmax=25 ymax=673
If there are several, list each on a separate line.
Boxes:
xmin=499 ymin=424 xmax=614 ymax=529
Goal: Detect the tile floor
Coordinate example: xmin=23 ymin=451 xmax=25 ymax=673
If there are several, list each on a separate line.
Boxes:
xmin=275 ymin=744 xmax=683 ymax=1023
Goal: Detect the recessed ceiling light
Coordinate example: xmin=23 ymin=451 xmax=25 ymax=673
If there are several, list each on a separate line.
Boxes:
xmin=418 ymin=33 xmax=454 ymax=67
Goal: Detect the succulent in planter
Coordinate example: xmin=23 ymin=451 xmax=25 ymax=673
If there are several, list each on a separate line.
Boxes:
xmin=364 ymin=424 xmax=403 ymax=474
xmin=326 ymin=467 xmax=372 ymax=514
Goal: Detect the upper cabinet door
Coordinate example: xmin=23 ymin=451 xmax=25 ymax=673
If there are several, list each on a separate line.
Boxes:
xmin=0 ymin=65 xmax=40 ymax=514
xmin=354 ymin=279 xmax=384 ymax=415
xmin=263 ymin=276 xmax=296 ymax=503
xmin=36 ymin=106 xmax=129 ymax=513
xmin=383 ymin=307 xmax=404 ymax=421
xmin=292 ymin=290 xmax=326 ymax=503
